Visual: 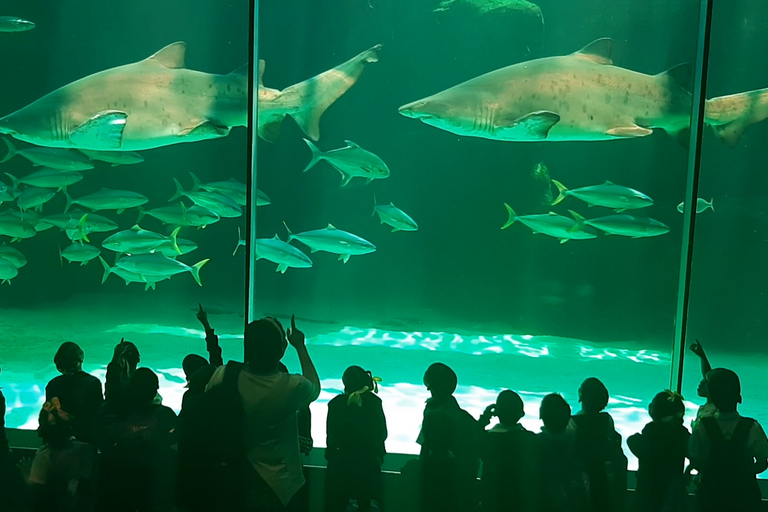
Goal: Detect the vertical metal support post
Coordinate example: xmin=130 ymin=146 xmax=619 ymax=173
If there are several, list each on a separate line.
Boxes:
xmin=245 ymin=0 xmax=260 ymax=326
xmin=671 ymin=0 xmax=713 ymax=392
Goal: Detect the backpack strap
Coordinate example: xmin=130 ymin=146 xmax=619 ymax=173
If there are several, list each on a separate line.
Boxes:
xmin=732 ymin=417 xmax=756 ymax=446
xmin=700 ymin=416 xmax=723 ymax=442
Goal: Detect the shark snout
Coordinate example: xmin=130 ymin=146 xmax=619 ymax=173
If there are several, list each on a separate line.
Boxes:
xmin=398 ymin=100 xmax=431 ymax=119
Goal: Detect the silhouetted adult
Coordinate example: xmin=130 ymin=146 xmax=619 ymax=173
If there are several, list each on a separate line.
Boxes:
xmin=44 ymin=342 xmax=103 ymax=443
xmin=0 ymin=365 xmax=26 ymax=510
xmin=205 ymin=315 xmax=321 ymax=512
xmin=689 ymin=368 xmax=768 ymax=512
xmin=95 ymin=368 xmax=177 ymax=512
xmin=325 ymin=365 xmax=387 ymax=512
xmin=104 ymin=339 xmax=140 ymax=403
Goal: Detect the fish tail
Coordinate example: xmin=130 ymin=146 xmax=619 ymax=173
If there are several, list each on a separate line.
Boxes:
xmin=170 ymin=226 xmax=181 ymax=254
xmin=188 ymin=171 xmax=202 ymax=191
xmin=233 ymin=227 xmax=245 ymax=256
xmin=169 ymin=177 xmax=185 ymax=202
xmin=501 ymin=203 xmax=517 ymax=230
xmin=301 ymin=139 xmax=323 ymax=172
xmin=709 ymin=198 xmax=714 ymax=212
xmin=64 ymin=190 xmax=74 ymax=213
xmin=58 ymin=244 xmax=63 ymax=266
xmin=551 ymin=179 xmax=568 ymax=206
xmin=98 ymin=256 xmax=112 ymax=284
xmin=283 ymin=221 xmax=295 ymax=242
xmin=372 ymin=194 xmax=378 ymax=216
xmin=4 ymin=172 xmax=19 ymax=189
xmin=77 ymin=214 xmax=89 ymax=244
xmin=136 ymin=206 xmax=146 ymax=224
xmin=1 ymin=138 xmax=16 ymax=164
xmin=190 ymin=259 xmax=210 ymax=287
xmin=568 ymin=210 xmax=586 ymax=233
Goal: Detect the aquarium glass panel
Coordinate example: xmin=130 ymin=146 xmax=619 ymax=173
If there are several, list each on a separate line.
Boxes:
xmin=0 ymin=0 xmax=250 ymax=428
xmin=253 ymin=0 xmax=707 ymax=462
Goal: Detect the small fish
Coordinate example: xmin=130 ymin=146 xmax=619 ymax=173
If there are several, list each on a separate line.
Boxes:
xmin=79 ymin=149 xmax=144 ymax=166
xmin=0 ymin=212 xmax=35 ymax=241
xmin=60 ymin=243 xmax=100 ymax=266
xmin=233 ymin=229 xmax=312 ymax=273
xmin=99 ymin=256 xmax=171 ymax=291
xmin=373 ymin=196 xmax=418 ymax=232
xmin=303 ymin=139 xmax=390 ymax=187
xmin=501 ymin=204 xmax=597 ymax=243
xmin=102 ymin=253 xmax=209 ymax=287
xmin=6 ymin=169 xmax=82 ymax=191
xmin=4 ymin=208 xmax=53 ymax=232
xmin=552 ymin=179 xmax=653 ymax=212
xmin=16 ymin=186 xmax=56 ymax=212
xmin=137 ymin=203 xmax=220 ymax=228
xmin=256 ymin=189 xmax=271 ymax=207
xmin=189 ymin=172 xmax=247 ymax=206
xmin=2 ymin=139 xmax=94 ymax=171
xmin=0 ymin=257 xmax=18 ymax=284
xmin=102 ymin=225 xmax=181 ymax=255
xmin=0 ymin=245 xmax=26 ymax=268
xmin=65 ymin=188 xmax=148 ymax=214
xmin=677 ymin=198 xmax=714 ymax=214
xmin=570 ymin=210 xmax=670 ymax=238
xmin=0 ymin=16 xmax=35 ymax=32
xmin=169 ymin=178 xmax=242 ymax=218
xmin=0 ymin=180 xmax=19 ymax=203
xmin=284 ymin=222 xmax=375 ymax=263
xmin=46 ymin=210 xmax=118 ymax=233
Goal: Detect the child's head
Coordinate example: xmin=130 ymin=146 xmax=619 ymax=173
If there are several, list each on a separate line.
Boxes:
xmin=540 ymin=393 xmax=571 ymax=433
xmin=128 ymin=367 xmax=160 ymax=405
xmin=649 ymin=390 xmax=685 ymax=422
xmin=38 ymin=398 xmax=73 ymax=444
xmin=244 ymin=317 xmax=287 ymax=372
xmin=182 ymin=354 xmax=208 ymax=382
xmin=342 ymin=365 xmax=373 ymax=394
xmin=706 ymin=368 xmax=741 ymax=412
xmin=423 ymin=363 xmax=457 ymax=397
xmin=495 ymin=390 xmax=524 ymax=426
xmin=578 ymin=377 xmax=609 ymax=413
xmin=54 ymin=342 xmax=84 ymax=375
xmin=119 ymin=340 xmax=141 ymax=370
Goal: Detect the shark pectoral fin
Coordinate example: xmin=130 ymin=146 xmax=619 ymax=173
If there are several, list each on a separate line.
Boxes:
xmin=512 ymin=111 xmax=560 ymax=140
xmin=338 ymin=254 xmax=351 ymax=263
xmin=606 ymin=126 xmax=653 ymax=138
xmin=69 ymin=111 xmax=127 ymax=150
xmin=258 ymin=115 xmax=285 ymax=143
xmin=276 ymin=263 xmax=288 ymax=273
xmin=179 ymin=121 xmax=230 ymax=139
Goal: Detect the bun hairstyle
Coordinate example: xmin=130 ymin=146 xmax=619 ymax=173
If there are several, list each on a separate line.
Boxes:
xmin=343 ymin=366 xmax=381 ymax=406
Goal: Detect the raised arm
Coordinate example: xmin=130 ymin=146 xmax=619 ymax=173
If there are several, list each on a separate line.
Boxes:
xmin=288 ymin=315 xmax=321 ymax=403
xmin=197 ymin=304 xmax=223 ymax=367
xmin=690 ymin=340 xmax=712 ymax=379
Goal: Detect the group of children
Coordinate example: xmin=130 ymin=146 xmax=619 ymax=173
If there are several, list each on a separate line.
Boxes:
xmin=2 ymin=323 xmax=768 ymax=512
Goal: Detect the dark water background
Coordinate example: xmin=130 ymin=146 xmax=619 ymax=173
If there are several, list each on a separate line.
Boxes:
xmin=0 ymin=0 xmax=766 ymax=363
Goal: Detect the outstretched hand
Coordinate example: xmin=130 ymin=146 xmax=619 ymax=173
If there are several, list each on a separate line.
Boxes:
xmin=287 ymin=315 xmax=305 ymax=349
xmin=690 ymin=340 xmax=705 ymax=358
xmin=196 ymin=303 xmax=210 ymax=328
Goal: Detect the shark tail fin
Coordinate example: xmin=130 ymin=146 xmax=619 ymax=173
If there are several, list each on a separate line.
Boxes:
xmin=233 ymin=227 xmax=245 ymax=256
xmin=4 ymin=172 xmax=19 ymax=190
xmin=302 ymin=139 xmax=324 ymax=172
xmin=1 ymin=138 xmax=16 ymax=164
xmin=169 ymin=226 xmax=181 ymax=254
xmin=64 ymin=191 xmax=74 ymax=213
xmin=98 ymin=256 xmax=112 ymax=284
xmin=188 ymin=172 xmax=203 ymax=191
xmin=707 ymin=89 xmax=768 ymax=147
xmin=190 ymin=259 xmax=210 ymax=287
xmin=551 ymin=179 xmax=568 ymax=206
xmin=501 ymin=203 xmax=517 ymax=230
xmin=169 ymin=178 xmax=185 ymax=202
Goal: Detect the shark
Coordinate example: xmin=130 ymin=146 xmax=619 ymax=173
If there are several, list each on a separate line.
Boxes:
xmin=0 ymin=42 xmax=382 ymax=151
xmin=399 ymin=38 xmax=768 ymax=146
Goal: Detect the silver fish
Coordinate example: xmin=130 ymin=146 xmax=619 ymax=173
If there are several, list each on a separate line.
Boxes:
xmin=552 ymin=180 xmax=653 ymax=212
xmin=0 ymin=16 xmax=35 ymax=32
xmin=501 ymin=204 xmax=597 ymax=243
xmin=2 ymin=139 xmax=94 ymax=170
xmin=79 ymin=149 xmax=144 ymax=166
xmin=284 ymin=222 xmax=375 ymax=263
xmin=65 ymin=188 xmax=148 ymax=214
xmin=60 ymin=243 xmax=100 ymax=266
xmin=303 ymin=139 xmax=390 ymax=187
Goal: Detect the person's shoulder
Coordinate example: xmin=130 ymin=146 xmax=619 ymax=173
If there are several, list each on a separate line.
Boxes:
xmin=328 ymin=393 xmax=346 ymax=406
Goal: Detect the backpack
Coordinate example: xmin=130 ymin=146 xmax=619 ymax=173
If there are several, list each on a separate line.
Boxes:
xmin=699 ymin=417 xmax=757 ymax=490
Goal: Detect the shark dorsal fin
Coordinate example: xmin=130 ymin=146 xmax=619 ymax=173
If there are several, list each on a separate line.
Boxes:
xmin=258 ymin=60 xmax=266 ymax=86
xmin=229 ymin=64 xmax=248 ymax=77
xmin=344 ymin=140 xmax=360 ymax=149
xmin=148 ymin=42 xmax=186 ymax=69
xmin=327 ymin=223 xmax=337 ymax=230
xmin=573 ymin=38 xmax=614 ymax=65
xmin=657 ymin=63 xmax=693 ymax=91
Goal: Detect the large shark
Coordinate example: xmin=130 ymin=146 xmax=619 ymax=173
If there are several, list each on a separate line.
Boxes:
xmin=399 ymin=38 xmax=768 ymax=146
xmin=0 ymin=42 xmax=382 ymax=151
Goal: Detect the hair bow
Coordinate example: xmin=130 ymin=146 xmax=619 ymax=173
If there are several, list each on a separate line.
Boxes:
xmin=43 ymin=397 xmax=71 ymax=425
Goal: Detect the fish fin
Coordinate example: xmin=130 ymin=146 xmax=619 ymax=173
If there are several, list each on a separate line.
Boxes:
xmin=656 ymin=63 xmax=693 ymax=91
xmin=277 ymin=263 xmax=288 ymax=274
xmin=98 ymin=256 xmax=112 ymax=284
xmin=144 ymin=282 xmax=153 ymax=291
xmin=709 ymin=198 xmax=714 ymax=212
xmin=190 ymin=259 xmax=210 ymax=287
xmin=136 ymin=206 xmax=146 ymax=224
xmin=606 ymin=125 xmax=653 ymax=138
xmin=258 ymin=60 xmax=266 ymax=86
xmin=290 ymin=108 xmax=323 ymax=141
xmin=188 ymin=172 xmax=203 ymax=191
xmin=258 ymin=115 xmax=285 ymax=143
xmin=147 ymin=42 xmax=186 ymax=69
xmin=603 ymin=180 xmax=614 ymax=185
xmin=327 ymin=223 xmax=337 ymax=230
xmin=711 ymin=120 xmax=750 ymax=147
xmin=339 ymin=254 xmax=351 ymax=263
xmin=130 ymin=224 xmax=142 ymax=231
xmin=551 ymin=179 xmax=567 ymax=205
xmin=365 ymin=178 xmax=374 ymax=185
xmin=501 ymin=203 xmax=517 ymax=230
xmin=111 ymin=163 xmax=120 ymax=167
xmin=4 ymin=173 xmax=19 ymax=190
xmin=229 ymin=63 xmax=248 ymax=76
xmin=117 ymin=209 xmax=125 ymax=215
xmin=559 ymin=238 xmax=570 ymax=244
xmin=340 ymin=173 xmax=353 ymax=187
xmin=170 ymin=226 xmax=181 ymax=254
xmin=372 ymin=194 xmax=378 ymax=216
xmin=69 ymin=111 xmax=127 ymax=150
xmin=58 ymin=244 xmax=63 ymax=266
xmin=567 ymin=210 xmax=586 ymax=232
xmin=310 ymin=247 xmax=319 ymax=253
xmin=302 ymin=139 xmax=324 ymax=172
xmin=666 ymin=127 xmax=690 ymax=148
xmin=178 ymin=121 xmax=230 ymax=139
xmin=272 ymin=234 xmax=280 ymax=240
xmin=572 ymin=38 xmax=614 ymax=65
xmin=64 ymin=191 xmax=74 ymax=213
xmin=1 ymin=138 xmax=16 ymax=163
xmin=170 ymin=178 xmax=185 ymax=202
xmin=233 ymin=227 xmax=245 ymax=256
xmin=391 ymin=227 xmax=400 ymax=233
xmin=615 ymin=208 xmax=626 ymax=213
xmin=80 ymin=260 xmax=88 ymax=267
xmin=344 ymin=140 xmax=360 ymax=148
xmin=512 ymin=111 xmax=560 ymax=140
